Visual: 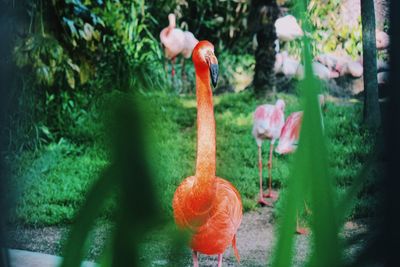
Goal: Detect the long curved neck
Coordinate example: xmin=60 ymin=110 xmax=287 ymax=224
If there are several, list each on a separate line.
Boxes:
xmin=195 ymin=67 xmax=216 ymax=180
xmin=168 ymin=14 xmax=176 ymax=29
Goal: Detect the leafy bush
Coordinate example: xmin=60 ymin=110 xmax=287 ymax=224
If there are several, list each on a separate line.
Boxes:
xmin=282 ymin=0 xmax=363 ymax=59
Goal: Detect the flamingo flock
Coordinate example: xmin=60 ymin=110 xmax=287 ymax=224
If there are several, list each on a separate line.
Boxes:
xmin=273 ymin=14 xmax=389 ymax=82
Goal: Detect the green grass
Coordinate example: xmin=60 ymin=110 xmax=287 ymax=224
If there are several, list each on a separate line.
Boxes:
xmin=8 ymin=90 xmax=373 ymax=226
xmin=8 ymin=140 xmax=108 ymax=225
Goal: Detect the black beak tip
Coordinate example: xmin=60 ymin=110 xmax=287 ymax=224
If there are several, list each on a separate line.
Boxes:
xmin=210 ymin=64 xmax=219 ymax=88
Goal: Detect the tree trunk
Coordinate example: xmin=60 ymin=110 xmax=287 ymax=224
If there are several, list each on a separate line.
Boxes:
xmin=361 ymin=0 xmax=381 ymax=128
xmin=249 ymin=0 xmax=279 ymax=98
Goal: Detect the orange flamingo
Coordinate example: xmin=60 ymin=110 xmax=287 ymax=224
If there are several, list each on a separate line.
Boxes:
xmin=252 ymin=99 xmax=285 ymax=206
xmin=172 ymin=41 xmax=242 ymax=267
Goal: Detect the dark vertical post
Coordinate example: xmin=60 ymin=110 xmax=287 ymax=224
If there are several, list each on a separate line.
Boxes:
xmin=353 ymin=0 xmax=399 ymax=266
xmin=361 ymin=0 xmax=381 ymax=128
xmin=382 ymin=0 xmax=400 ymax=265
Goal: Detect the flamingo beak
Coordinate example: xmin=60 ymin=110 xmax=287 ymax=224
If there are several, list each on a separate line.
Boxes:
xmin=206 ymin=53 xmax=219 ymax=87
xmin=210 ymin=63 xmax=219 ymax=88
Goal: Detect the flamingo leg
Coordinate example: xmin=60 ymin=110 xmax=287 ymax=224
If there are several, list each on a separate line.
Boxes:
xmin=296 ymin=210 xmax=308 ymax=235
xmin=192 ymin=250 xmax=199 ymax=267
xmin=171 ymin=57 xmax=176 ymax=79
xmin=264 ymin=141 xmax=278 ymax=200
xmin=304 ymin=200 xmax=311 ymax=214
xmin=181 ymin=58 xmax=187 ymax=93
xmin=217 ymin=254 xmax=223 ymax=267
xmin=163 ymin=57 xmax=168 ymax=76
xmin=257 ymin=145 xmax=272 ymax=206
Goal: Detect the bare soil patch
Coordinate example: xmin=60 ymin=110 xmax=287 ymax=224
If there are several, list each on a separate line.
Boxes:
xmin=6 ymin=206 xmax=368 ymax=266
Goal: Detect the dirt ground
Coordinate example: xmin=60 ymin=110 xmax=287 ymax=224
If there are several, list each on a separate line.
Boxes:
xmin=6 ymin=204 xmax=369 ymax=267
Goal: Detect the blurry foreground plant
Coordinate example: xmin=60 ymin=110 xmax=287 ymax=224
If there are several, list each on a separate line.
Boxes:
xmin=59 ymin=92 xmax=190 ymax=267
xmin=271 ymin=1 xmax=378 ymax=266
xmin=60 ymin=94 xmax=159 ymax=267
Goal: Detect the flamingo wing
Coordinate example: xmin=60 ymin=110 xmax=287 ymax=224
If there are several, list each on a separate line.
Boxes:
xmin=276 ymin=111 xmax=303 ymax=154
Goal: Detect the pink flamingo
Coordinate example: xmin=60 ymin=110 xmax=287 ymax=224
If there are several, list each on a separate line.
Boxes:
xmin=275 ymin=111 xmax=303 ymax=155
xmin=275 ymin=111 xmax=308 ymax=234
xmin=159 ymin=13 xmax=199 ymax=78
xmin=274 ymin=51 xmax=303 ymax=78
xmin=252 ymin=99 xmax=285 ymax=206
xmin=315 ymin=53 xmax=363 ymax=78
xmin=274 ymin=15 xmax=303 ymax=42
xmin=275 ymin=95 xmax=325 ymax=155
xmin=376 ymin=30 xmax=389 ymax=50
xmin=275 ymin=95 xmax=325 ymax=234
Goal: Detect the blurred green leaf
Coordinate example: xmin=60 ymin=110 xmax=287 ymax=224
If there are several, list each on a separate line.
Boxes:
xmin=65 ymin=68 xmax=75 ymax=89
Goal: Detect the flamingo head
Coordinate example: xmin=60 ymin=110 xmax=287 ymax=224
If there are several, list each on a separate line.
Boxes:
xmin=168 ymin=13 xmax=176 ymax=29
xmin=192 ymin=40 xmax=219 ymax=87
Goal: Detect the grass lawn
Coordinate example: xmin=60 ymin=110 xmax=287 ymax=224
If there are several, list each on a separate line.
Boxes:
xmin=7 ymin=90 xmax=375 ymax=226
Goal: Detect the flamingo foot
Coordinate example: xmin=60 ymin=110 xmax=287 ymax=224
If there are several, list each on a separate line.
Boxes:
xmin=217 ymin=254 xmax=223 ymax=267
xmin=263 ymin=190 xmax=279 ymax=200
xmin=192 ymin=250 xmax=199 ymax=267
xmin=258 ymin=197 xmax=273 ymax=207
xmin=296 ymin=227 xmax=309 ymax=235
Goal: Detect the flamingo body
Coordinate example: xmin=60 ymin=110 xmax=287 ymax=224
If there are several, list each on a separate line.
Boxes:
xmin=274 ymin=52 xmax=302 ymax=78
xmin=275 ymin=111 xmax=303 ymax=155
xmin=344 ymin=61 xmax=363 ymax=77
xmin=252 ymin=100 xmax=286 ymax=146
xmin=315 ymin=53 xmax=363 ymax=78
xmin=160 ymin=14 xmax=199 ymax=59
xmin=274 ymin=15 xmax=303 ymax=42
xmin=376 ymin=30 xmax=389 ymax=50
xmin=181 ymin=32 xmax=199 ymax=58
xmin=173 ymin=176 xmax=242 ymax=256
xmin=311 ymin=61 xmax=340 ymax=80
xmin=276 ymin=95 xmax=325 ymax=155
xmin=160 ymin=27 xmax=186 ymax=59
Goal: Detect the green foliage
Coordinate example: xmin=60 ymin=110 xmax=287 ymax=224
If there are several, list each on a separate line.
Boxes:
xmin=11 ymin=0 xmax=171 ymax=150
xmin=284 ymin=0 xmax=363 ymax=59
xmin=272 ymin=8 xmax=339 ymax=264
xmin=14 ymin=34 xmax=79 ymax=88
xmin=9 ymin=139 xmax=108 ymax=225
xmin=148 ymin=0 xmax=252 ymax=53
xmin=271 ymin=3 xmax=378 ymax=266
